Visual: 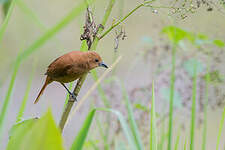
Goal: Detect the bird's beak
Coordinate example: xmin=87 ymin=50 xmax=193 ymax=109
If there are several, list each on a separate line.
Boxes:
xmin=99 ymin=62 xmax=108 ymax=68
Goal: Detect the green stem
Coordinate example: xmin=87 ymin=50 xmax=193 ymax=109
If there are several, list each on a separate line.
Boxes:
xmin=202 ymin=63 xmax=210 ymax=150
xmin=0 ymin=61 xmax=20 ymax=140
xmin=99 ymin=0 xmax=155 ymax=39
xmin=59 ymin=0 xmax=116 ymax=132
xmin=168 ymin=44 xmax=176 ymax=150
xmin=190 ymin=63 xmax=197 ymax=150
xmin=0 ymin=0 xmax=16 ymax=42
xmin=216 ymin=106 xmax=225 ymax=150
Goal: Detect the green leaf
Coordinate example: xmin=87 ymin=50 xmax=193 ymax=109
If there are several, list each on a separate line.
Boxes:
xmin=0 ymin=0 xmax=10 ymax=3
xmin=162 ymin=26 xmax=189 ymax=44
xmin=202 ymin=70 xmax=224 ymax=84
xmin=213 ymin=39 xmax=225 ymax=48
xmin=134 ymin=103 xmax=149 ymax=112
xmin=7 ymin=110 xmax=64 ymax=150
xmin=9 ymin=118 xmax=38 ymax=138
xmin=183 ymin=58 xmax=204 ymax=77
xmin=162 ymin=26 xmax=224 ymax=48
xmin=70 ymin=109 xmax=96 ymax=150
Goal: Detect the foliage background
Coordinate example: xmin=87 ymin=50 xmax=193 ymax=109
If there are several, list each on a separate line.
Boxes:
xmin=0 ymin=0 xmax=225 ymax=149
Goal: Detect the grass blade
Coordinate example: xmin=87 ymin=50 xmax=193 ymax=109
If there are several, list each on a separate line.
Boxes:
xmin=0 ymin=57 xmax=21 ymax=140
xmin=16 ymin=0 xmax=46 ymax=31
xmin=121 ymin=83 xmax=144 ymax=150
xmin=91 ymin=70 xmax=111 ymax=150
xmin=190 ymin=63 xmax=197 ymax=150
xmin=95 ymin=115 xmax=109 ymax=149
xmin=97 ymin=108 xmax=137 ymax=150
xmin=17 ymin=0 xmax=93 ymax=63
xmin=150 ymin=81 xmax=157 ymax=150
xmin=168 ymin=44 xmax=176 ymax=150
xmin=70 ymin=109 xmax=96 ymax=150
xmin=184 ymin=137 xmax=187 ymax=150
xmin=174 ymin=131 xmax=180 ymax=150
xmin=202 ymin=64 xmax=210 ymax=150
xmin=216 ymin=106 xmax=225 ymax=150
xmin=158 ymin=120 xmax=166 ymax=150
xmin=0 ymin=0 xmax=16 ymax=42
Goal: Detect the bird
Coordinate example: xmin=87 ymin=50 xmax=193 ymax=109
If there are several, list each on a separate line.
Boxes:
xmin=34 ymin=51 xmax=108 ymax=104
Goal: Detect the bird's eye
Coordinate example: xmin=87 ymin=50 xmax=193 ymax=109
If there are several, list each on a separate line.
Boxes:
xmin=95 ymin=59 xmax=99 ymax=62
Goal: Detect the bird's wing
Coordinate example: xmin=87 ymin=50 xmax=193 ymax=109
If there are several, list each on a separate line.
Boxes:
xmin=45 ymin=52 xmax=87 ymax=79
xmin=45 ymin=54 xmax=74 ymax=78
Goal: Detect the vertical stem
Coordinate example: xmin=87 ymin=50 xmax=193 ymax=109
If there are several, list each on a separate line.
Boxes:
xmin=150 ymin=81 xmax=157 ymax=150
xmin=59 ymin=74 xmax=87 ymax=131
xmin=59 ymin=0 xmax=116 ymax=132
xmin=216 ymin=106 xmax=225 ymax=150
xmin=190 ymin=63 xmax=197 ymax=150
xmin=0 ymin=0 xmax=16 ymax=42
xmin=168 ymin=43 xmax=176 ymax=150
xmin=202 ymin=63 xmax=210 ymax=150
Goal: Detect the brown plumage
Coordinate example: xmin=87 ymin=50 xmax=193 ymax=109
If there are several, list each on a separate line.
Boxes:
xmin=34 ymin=51 xmax=108 ymax=104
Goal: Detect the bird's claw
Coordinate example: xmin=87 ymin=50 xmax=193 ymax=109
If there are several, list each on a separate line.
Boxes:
xmin=69 ymin=93 xmax=77 ymax=102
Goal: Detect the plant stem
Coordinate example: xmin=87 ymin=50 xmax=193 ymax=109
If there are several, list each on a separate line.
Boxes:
xmin=202 ymin=63 xmax=210 ymax=150
xmin=59 ymin=0 xmax=115 ymax=132
xmin=59 ymin=75 xmax=87 ymax=131
xmin=0 ymin=62 xmax=20 ymax=140
xmin=168 ymin=43 xmax=176 ymax=150
xmin=190 ymin=62 xmax=197 ymax=150
xmin=0 ymin=0 xmax=16 ymax=42
xmin=99 ymin=0 xmax=155 ymax=39
xmin=216 ymin=106 xmax=225 ymax=150
xmin=58 ymin=0 xmax=157 ymax=133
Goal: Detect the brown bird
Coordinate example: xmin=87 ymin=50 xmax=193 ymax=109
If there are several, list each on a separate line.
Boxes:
xmin=34 ymin=51 xmax=108 ymax=104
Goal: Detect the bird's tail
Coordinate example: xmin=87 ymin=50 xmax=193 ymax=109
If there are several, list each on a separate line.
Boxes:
xmin=34 ymin=76 xmax=52 ymax=104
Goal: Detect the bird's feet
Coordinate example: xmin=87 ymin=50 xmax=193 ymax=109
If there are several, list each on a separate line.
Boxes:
xmin=69 ymin=93 xmax=77 ymax=102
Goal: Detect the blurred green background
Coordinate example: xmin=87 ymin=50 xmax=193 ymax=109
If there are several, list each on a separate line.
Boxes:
xmin=0 ymin=0 xmax=225 ymax=149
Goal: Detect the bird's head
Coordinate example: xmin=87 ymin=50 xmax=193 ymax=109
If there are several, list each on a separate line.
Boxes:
xmin=86 ymin=51 xmax=108 ymax=70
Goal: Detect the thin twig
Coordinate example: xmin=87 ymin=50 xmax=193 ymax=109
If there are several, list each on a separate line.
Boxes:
xmin=99 ymin=0 xmax=156 ymax=39
xmin=59 ymin=0 xmax=116 ymax=132
xmin=59 ymin=0 xmax=158 ymax=132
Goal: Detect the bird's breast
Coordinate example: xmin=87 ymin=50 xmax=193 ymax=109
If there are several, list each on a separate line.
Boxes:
xmin=52 ymin=72 xmax=86 ymax=83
